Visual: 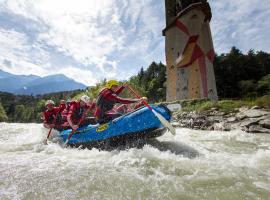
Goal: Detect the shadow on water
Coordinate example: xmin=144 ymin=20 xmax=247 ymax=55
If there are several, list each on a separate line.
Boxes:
xmin=146 ymin=139 xmax=200 ymax=158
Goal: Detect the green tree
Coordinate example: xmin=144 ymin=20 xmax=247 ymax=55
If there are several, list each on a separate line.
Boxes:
xmin=14 ymin=105 xmax=26 ymax=122
xmin=238 ymin=80 xmax=257 ymax=97
xmin=214 ymin=47 xmax=270 ymax=98
xmin=257 ymin=74 xmax=270 ymax=96
xmin=0 ymin=102 xmax=8 ymax=122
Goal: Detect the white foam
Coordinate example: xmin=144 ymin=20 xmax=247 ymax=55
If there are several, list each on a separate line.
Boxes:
xmin=1 ymin=123 xmax=270 ymax=199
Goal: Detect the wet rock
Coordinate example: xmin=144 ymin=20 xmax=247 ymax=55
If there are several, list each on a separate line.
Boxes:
xmin=248 ymin=125 xmax=270 ymax=133
xmin=259 ymin=119 xmax=270 ymax=129
xmin=238 ymin=107 xmax=249 ymax=112
xmin=240 ymin=118 xmax=261 ymax=127
xmin=226 ymin=117 xmax=237 ymax=122
xmin=208 ymin=110 xmax=226 ymax=116
xmin=241 ymin=109 xmax=269 ymax=118
xmin=213 ymin=122 xmax=231 ymax=131
xmin=192 ymin=118 xmax=207 ymax=129
xmin=251 ymin=106 xmax=261 ymax=110
xmin=231 ymin=122 xmax=241 ymax=130
xmin=172 ymin=121 xmax=180 ymax=127
xmin=172 ymin=105 xmax=269 ymax=134
xmin=236 ymin=113 xmax=246 ymax=120
xmin=207 ymin=116 xmax=224 ymax=123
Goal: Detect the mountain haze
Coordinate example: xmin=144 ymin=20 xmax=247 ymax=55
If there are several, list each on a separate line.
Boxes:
xmin=0 ymin=70 xmax=87 ymax=95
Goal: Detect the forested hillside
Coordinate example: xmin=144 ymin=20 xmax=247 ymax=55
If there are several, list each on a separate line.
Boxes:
xmin=0 ymin=90 xmax=83 ymax=122
xmin=0 ymin=47 xmax=269 ymax=123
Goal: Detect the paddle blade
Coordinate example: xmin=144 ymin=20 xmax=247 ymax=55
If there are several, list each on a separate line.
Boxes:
xmin=63 ymin=139 xmax=69 ymax=147
xmin=152 ymin=109 xmax=176 ymax=135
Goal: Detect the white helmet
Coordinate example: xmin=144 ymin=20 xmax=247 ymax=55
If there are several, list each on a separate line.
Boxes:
xmin=80 ymin=95 xmax=90 ymax=104
xmin=45 ymin=100 xmax=55 ymax=106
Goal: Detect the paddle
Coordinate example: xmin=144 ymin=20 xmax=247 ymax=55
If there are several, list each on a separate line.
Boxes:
xmin=126 ymin=84 xmax=176 ymax=135
xmin=63 ymin=107 xmax=90 ymax=146
xmin=43 ymin=128 xmax=53 ymax=145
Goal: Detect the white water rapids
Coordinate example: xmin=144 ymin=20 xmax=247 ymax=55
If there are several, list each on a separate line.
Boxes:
xmin=0 ymin=123 xmax=269 ymax=200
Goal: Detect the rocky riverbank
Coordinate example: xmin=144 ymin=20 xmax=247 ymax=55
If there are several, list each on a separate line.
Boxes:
xmin=172 ymin=106 xmax=270 ymax=133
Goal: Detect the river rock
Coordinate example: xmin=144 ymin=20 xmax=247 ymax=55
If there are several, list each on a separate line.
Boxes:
xmin=238 ymin=107 xmax=249 ymax=112
xmin=251 ymin=106 xmax=261 ymax=110
xmin=236 ymin=113 xmax=246 ymax=120
xmin=213 ymin=122 xmax=231 ymax=131
xmin=207 ymin=116 xmax=224 ymax=123
xmin=172 ymin=105 xmax=269 ymax=134
xmin=231 ymin=122 xmax=242 ymax=130
xmin=248 ymin=125 xmax=270 ymax=133
xmin=259 ymin=119 xmax=270 ymax=129
xmin=172 ymin=121 xmax=181 ymax=127
xmin=240 ymin=118 xmax=261 ymax=127
xmin=240 ymin=109 xmax=269 ymax=118
xmin=209 ymin=110 xmax=226 ymax=116
xmin=226 ymin=117 xmax=237 ymax=122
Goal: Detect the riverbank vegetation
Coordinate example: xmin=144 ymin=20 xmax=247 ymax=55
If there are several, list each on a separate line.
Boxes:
xmin=0 ymin=47 xmax=269 ymax=122
xmin=172 ymin=95 xmax=270 ymax=114
xmin=0 ymin=90 xmax=83 ymax=123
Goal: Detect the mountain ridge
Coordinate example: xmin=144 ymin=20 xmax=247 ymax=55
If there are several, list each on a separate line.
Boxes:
xmin=0 ymin=70 xmax=87 ymax=95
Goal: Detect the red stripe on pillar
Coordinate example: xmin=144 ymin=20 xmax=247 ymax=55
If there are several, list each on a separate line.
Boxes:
xmin=198 ymin=56 xmax=208 ymax=98
xmin=191 ymin=44 xmax=204 ymax=64
xmin=178 ymin=43 xmax=204 ymax=68
xmin=207 ymin=49 xmax=215 ymax=63
xmin=176 ymin=20 xmax=190 ymax=35
xmin=187 ymin=35 xmax=199 ymax=43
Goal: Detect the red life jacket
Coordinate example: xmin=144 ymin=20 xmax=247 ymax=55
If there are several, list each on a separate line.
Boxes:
xmin=94 ymin=86 xmax=136 ymax=120
xmin=95 ymin=88 xmax=115 ymax=119
xmin=67 ymin=101 xmax=90 ymax=124
xmin=43 ymin=107 xmax=62 ymax=125
xmin=61 ymin=103 xmax=72 ymax=121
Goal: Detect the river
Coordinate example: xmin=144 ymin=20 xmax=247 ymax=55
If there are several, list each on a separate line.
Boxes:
xmin=0 ymin=123 xmax=269 ymax=200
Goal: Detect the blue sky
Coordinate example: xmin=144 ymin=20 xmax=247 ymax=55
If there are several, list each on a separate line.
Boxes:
xmin=0 ymin=0 xmax=269 ymax=86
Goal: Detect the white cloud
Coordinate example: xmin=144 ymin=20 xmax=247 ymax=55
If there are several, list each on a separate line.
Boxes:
xmin=0 ymin=0 xmax=165 ymax=83
xmin=55 ymin=66 xmax=97 ymax=86
xmin=209 ymin=0 xmax=270 ymax=53
xmin=1 ymin=0 xmax=125 ymax=75
xmin=0 ymin=28 xmax=49 ymax=75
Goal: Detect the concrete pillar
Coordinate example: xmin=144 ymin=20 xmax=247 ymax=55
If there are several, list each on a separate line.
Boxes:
xmin=163 ymin=1 xmax=218 ymax=101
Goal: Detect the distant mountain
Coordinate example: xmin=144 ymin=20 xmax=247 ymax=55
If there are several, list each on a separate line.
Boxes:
xmin=0 ymin=70 xmax=87 ymax=95
xmin=0 ymin=69 xmax=15 ymax=79
xmin=0 ymin=74 xmax=40 ymax=93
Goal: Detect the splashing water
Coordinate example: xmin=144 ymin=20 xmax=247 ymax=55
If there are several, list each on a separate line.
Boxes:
xmin=0 ymin=123 xmax=269 ymax=200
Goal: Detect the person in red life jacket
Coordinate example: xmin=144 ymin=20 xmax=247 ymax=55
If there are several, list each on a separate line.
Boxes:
xmin=61 ymin=99 xmax=71 ymax=121
xmin=133 ymin=97 xmax=148 ymax=109
xmin=43 ymin=100 xmax=64 ymax=131
xmin=112 ymin=104 xmax=132 ymax=115
xmin=57 ymin=99 xmax=73 ymax=130
xmin=94 ymin=80 xmax=142 ymax=123
xmin=113 ymin=97 xmax=148 ymax=115
xmin=66 ymin=95 xmax=96 ymax=130
xmin=59 ymin=99 xmax=66 ymax=111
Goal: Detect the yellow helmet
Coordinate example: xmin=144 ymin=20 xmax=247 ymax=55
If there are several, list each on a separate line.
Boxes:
xmin=106 ymin=80 xmax=119 ymax=89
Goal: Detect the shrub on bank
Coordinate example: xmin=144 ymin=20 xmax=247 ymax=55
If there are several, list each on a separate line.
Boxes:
xmin=178 ymin=96 xmax=270 ymax=113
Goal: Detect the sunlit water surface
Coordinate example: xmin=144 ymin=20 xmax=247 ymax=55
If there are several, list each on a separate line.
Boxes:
xmin=0 ymin=123 xmax=269 ymax=200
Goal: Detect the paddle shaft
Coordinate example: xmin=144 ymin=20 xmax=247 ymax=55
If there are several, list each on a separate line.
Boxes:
xmin=126 ymin=85 xmax=152 ymax=110
xmin=66 ymin=107 xmax=90 ymax=141
xmin=126 ymin=84 xmax=176 ymax=135
xmin=46 ymin=128 xmax=53 ymax=140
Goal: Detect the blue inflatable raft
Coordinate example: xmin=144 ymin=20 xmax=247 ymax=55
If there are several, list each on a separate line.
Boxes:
xmin=59 ymin=104 xmax=171 ymax=149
